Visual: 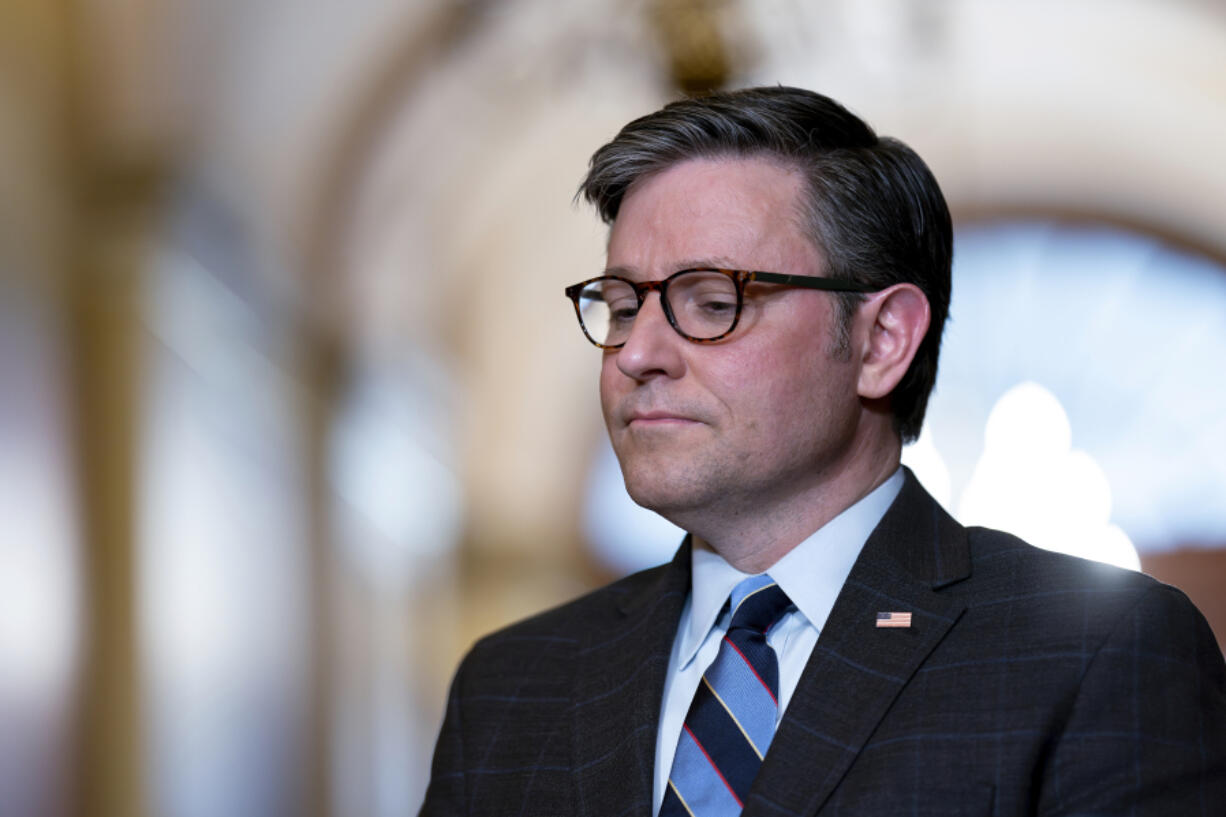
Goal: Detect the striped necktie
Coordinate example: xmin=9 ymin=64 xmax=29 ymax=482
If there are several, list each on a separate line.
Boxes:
xmin=660 ymin=574 xmax=795 ymax=816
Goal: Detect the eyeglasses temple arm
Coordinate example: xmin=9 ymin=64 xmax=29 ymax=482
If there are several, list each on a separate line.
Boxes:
xmin=749 ymin=271 xmax=876 ymax=293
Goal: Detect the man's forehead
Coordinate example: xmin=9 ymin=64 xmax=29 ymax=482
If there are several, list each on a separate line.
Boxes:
xmin=615 ymin=155 xmax=804 ymax=206
xmin=604 ymin=158 xmax=820 ymax=274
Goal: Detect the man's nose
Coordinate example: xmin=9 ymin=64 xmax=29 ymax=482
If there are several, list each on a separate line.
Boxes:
xmin=614 ymin=293 xmax=686 ymax=381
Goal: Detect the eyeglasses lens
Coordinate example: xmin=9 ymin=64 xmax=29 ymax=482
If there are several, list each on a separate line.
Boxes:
xmin=577 ymin=279 xmax=634 ymax=347
xmin=669 ymin=271 xmax=739 ymax=339
xmin=576 ymin=271 xmax=739 ymax=346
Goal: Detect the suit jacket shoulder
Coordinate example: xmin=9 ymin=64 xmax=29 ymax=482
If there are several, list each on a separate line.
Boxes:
xmin=747 ymin=475 xmax=1226 ymax=816
xmin=421 ymin=543 xmax=691 ymax=817
xmin=467 ymin=554 xmax=679 ymax=661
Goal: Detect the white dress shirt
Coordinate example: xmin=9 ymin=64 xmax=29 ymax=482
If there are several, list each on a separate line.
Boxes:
xmin=651 ymin=468 xmax=904 ymax=815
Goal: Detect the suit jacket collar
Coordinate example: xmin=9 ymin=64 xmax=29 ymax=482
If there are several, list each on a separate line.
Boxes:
xmin=745 ymin=470 xmax=971 ymax=816
xmin=569 ymin=471 xmax=969 ymax=817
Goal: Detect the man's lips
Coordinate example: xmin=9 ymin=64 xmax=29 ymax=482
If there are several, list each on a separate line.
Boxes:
xmin=625 ymin=410 xmax=702 ymax=426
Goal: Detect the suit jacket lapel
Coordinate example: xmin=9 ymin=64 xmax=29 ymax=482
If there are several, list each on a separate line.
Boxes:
xmin=746 ymin=473 xmax=970 ymax=817
xmin=570 ymin=540 xmax=691 ymax=817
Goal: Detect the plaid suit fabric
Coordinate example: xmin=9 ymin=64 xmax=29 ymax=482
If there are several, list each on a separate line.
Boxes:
xmin=422 ymin=558 xmax=689 ymax=817
xmin=421 ymin=472 xmax=1226 ymax=817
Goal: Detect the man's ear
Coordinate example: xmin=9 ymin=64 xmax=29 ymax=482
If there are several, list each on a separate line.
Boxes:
xmin=856 ymin=283 xmax=930 ymax=400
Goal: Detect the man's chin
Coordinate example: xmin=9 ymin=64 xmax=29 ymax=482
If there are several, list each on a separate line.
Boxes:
xmin=622 ymin=471 xmax=708 ymax=519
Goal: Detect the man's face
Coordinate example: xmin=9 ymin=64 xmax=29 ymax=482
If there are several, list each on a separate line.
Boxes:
xmin=600 ymin=157 xmax=866 ymax=527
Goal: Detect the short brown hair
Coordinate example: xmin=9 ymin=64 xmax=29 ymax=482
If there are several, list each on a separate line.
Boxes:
xmin=579 ymin=86 xmax=952 ymax=443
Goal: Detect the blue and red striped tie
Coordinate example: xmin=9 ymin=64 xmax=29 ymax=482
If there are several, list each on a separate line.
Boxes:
xmin=660 ymin=574 xmax=795 ymax=816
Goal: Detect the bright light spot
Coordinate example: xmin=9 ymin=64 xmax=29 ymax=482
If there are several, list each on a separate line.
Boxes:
xmin=0 ymin=521 xmax=76 ymax=697
xmin=939 ymin=221 xmax=1226 ymax=551
xmin=0 ymin=444 xmax=77 ymax=698
xmin=902 ymin=424 xmax=952 ymax=510
xmin=958 ymin=382 xmax=1141 ymax=571
xmin=330 ymin=371 xmax=462 ymax=590
xmin=141 ymin=404 xmax=256 ymax=688
xmin=585 ymin=439 xmax=685 ymax=575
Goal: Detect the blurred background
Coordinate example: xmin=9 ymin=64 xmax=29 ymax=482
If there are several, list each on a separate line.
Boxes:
xmin=2 ymin=1 xmax=1225 ymax=815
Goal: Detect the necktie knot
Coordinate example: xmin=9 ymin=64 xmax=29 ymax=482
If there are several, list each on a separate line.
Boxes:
xmin=728 ymin=574 xmax=794 ymax=635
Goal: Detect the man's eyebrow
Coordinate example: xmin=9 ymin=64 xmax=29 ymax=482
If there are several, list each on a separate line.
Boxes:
xmin=602 ymin=258 xmax=745 ymax=276
xmin=675 ymin=257 xmax=742 ymax=271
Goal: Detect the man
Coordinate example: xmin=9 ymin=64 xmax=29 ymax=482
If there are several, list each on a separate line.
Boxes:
xmin=421 ymin=87 xmax=1226 ymax=816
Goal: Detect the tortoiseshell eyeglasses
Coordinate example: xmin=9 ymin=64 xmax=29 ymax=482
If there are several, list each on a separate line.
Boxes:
xmin=563 ymin=268 xmax=877 ymax=349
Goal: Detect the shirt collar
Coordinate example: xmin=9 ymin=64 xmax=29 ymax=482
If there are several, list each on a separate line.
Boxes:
xmin=679 ymin=467 xmax=905 ymax=669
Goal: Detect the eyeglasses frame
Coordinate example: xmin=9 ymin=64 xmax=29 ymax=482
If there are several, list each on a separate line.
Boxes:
xmin=563 ymin=268 xmax=880 ymax=349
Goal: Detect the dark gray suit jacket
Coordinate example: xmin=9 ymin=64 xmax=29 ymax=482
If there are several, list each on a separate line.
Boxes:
xmin=421 ymin=472 xmax=1226 ymax=815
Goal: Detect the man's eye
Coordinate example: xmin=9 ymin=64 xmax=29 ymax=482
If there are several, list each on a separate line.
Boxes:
xmin=608 ymin=303 xmax=639 ymax=324
xmin=695 ymin=296 xmax=737 ymax=315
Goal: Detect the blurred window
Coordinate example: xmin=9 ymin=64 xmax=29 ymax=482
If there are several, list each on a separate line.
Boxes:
xmin=140 ymin=234 xmax=309 ymax=817
xmin=0 ymin=285 xmax=79 ymax=817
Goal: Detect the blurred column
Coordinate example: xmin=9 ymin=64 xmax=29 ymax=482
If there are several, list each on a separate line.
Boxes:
xmin=0 ymin=1 xmax=155 ymax=816
xmin=302 ymin=334 xmax=341 ymax=817
xmin=1 ymin=4 xmax=81 ymax=816
xmin=58 ymin=2 xmax=181 ymax=816
xmin=68 ymin=166 xmax=157 ymax=817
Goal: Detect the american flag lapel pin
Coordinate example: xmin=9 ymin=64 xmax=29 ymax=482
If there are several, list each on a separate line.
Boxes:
xmin=876 ymin=611 xmax=913 ymax=628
